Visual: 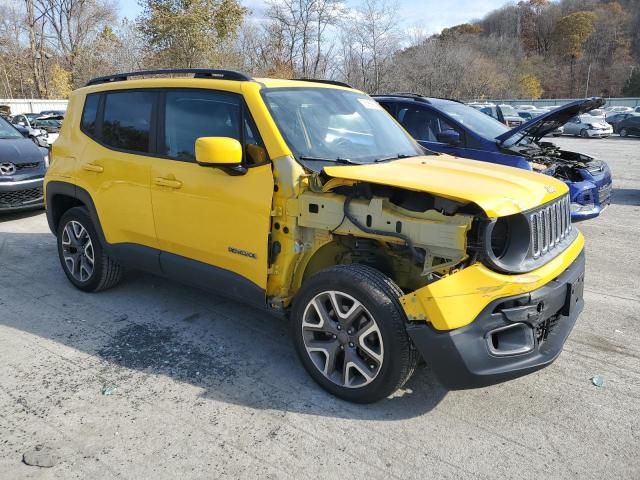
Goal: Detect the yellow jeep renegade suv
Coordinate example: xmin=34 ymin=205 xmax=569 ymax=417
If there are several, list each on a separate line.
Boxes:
xmin=45 ymin=69 xmax=585 ymax=403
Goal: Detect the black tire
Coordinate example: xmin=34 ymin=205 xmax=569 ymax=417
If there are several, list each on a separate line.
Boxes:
xmin=291 ymin=264 xmax=418 ymax=403
xmin=580 ymin=129 xmax=589 ymax=138
xmin=56 ymin=206 xmax=122 ymax=292
xmin=620 ymin=128 xmax=628 ymax=137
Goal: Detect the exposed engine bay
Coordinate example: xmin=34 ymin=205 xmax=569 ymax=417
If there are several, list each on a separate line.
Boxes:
xmin=505 ymin=140 xmax=599 ymax=182
xmin=289 ymin=177 xmax=479 ymax=293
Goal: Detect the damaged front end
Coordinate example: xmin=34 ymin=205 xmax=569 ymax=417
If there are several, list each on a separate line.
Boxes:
xmin=506 ymin=141 xmax=612 ymax=221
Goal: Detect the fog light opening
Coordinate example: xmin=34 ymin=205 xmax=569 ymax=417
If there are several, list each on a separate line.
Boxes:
xmin=486 ymin=323 xmax=535 ymax=357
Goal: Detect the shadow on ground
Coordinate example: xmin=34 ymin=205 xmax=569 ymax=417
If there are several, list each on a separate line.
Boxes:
xmin=611 ymin=188 xmax=640 ymax=207
xmin=0 ymin=231 xmax=448 ymax=421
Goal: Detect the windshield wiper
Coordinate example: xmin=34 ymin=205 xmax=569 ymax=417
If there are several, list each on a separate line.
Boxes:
xmin=299 ymin=156 xmax=361 ymax=165
xmin=374 ymin=153 xmax=416 ymax=163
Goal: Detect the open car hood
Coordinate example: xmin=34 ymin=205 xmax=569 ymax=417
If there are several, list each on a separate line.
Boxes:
xmin=495 ymin=97 xmax=606 ymax=144
xmin=323 ymin=155 xmax=567 ymax=218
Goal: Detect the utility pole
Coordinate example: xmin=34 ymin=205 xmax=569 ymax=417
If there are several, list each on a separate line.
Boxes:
xmin=585 ymin=63 xmax=591 ymax=97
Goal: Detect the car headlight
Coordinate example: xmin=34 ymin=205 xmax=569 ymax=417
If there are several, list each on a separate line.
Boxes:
xmin=481 ymin=214 xmax=531 ymax=273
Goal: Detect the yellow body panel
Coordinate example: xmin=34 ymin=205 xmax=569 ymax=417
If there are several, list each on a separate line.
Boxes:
xmin=400 ymin=232 xmax=585 ymax=330
xmin=324 ymin=156 xmax=569 ymax=218
xmin=150 ymin=160 xmax=273 ymax=288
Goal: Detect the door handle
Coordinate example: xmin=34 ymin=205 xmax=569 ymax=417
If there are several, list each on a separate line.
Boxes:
xmin=154 ymin=177 xmax=183 ymax=189
xmin=82 ymin=163 xmax=103 ymax=173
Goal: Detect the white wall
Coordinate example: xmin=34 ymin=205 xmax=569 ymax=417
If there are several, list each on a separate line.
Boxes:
xmin=0 ymin=99 xmax=68 ymax=115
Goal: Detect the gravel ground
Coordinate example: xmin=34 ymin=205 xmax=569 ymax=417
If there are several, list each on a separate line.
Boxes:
xmin=0 ymin=136 xmax=639 ymax=479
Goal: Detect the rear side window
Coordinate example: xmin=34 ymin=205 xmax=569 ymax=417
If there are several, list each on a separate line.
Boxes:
xmin=81 ymin=94 xmax=99 ymax=136
xmin=163 ymin=90 xmax=241 ymax=161
xmin=103 ymin=91 xmax=154 ymax=153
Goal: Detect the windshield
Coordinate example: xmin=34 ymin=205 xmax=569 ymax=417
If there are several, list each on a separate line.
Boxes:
xmin=438 ymin=103 xmax=509 ymax=140
xmin=0 ymin=117 xmax=23 ymax=139
xmin=262 ymin=88 xmax=422 ymax=164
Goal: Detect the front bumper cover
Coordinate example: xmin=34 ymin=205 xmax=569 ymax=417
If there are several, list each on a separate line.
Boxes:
xmin=406 ymin=251 xmax=585 ymax=389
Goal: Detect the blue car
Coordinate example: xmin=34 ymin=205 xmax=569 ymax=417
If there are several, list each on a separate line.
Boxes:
xmin=374 ymin=95 xmax=612 ymax=221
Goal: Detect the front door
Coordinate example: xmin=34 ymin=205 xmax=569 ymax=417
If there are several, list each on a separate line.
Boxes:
xmin=150 ymin=89 xmax=274 ymax=299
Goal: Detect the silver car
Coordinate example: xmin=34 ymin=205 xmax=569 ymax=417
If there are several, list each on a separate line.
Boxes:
xmin=563 ymin=115 xmax=613 ymax=138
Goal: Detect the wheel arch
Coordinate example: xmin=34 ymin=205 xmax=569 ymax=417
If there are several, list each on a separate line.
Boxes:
xmin=46 ymin=181 xmax=107 ymax=246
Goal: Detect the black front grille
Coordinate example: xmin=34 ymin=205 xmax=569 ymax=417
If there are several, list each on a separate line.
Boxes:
xmin=16 ymin=162 xmax=40 ymax=171
xmin=0 ymin=187 xmax=43 ymax=207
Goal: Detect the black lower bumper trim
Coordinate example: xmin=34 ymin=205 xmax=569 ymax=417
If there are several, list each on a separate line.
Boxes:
xmin=407 ymin=251 xmax=585 ymax=390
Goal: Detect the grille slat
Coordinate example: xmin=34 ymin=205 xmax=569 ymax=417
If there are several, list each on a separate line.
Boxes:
xmin=0 ymin=187 xmax=43 ymax=207
xmin=530 ymin=195 xmax=571 ymax=259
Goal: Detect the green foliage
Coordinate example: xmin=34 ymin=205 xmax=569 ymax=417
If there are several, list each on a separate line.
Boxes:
xmin=622 ymin=69 xmax=640 ymax=96
xmin=137 ymin=0 xmax=247 ymax=67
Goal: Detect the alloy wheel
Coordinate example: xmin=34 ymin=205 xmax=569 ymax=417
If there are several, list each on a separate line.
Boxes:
xmin=61 ymin=220 xmax=95 ymax=282
xmin=301 ymin=290 xmax=384 ymax=388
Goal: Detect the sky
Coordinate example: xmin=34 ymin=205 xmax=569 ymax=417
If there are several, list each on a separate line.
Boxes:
xmin=117 ymin=0 xmax=508 ymax=36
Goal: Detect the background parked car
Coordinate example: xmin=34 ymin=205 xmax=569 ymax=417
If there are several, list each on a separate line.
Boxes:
xmin=587 ymin=108 xmax=606 ymax=120
xmin=517 ymin=110 xmax=564 ymax=136
xmin=39 ymin=109 xmax=66 ymax=117
xmin=616 ymin=115 xmax=640 ymax=137
xmin=0 ymin=115 xmax=48 ymax=212
xmin=12 ymin=123 xmax=49 ymax=148
xmin=374 ymin=95 xmax=612 ymax=221
xmin=604 ymin=105 xmax=633 ymax=114
xmin=606 ymin=112 xmax=639 ymax=132
xmin=563 ymin=115 xmax=613 ymax=138
xmin=31 ymin=116 xmax=62 ymax=145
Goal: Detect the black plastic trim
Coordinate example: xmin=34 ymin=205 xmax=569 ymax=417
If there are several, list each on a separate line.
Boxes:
xmin=87 ymin=69 xmax=252 ymax=86
xmin=406 ymin=250 xmax=585 ymax=390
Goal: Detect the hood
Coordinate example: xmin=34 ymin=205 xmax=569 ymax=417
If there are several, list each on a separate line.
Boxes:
xmin=496 ymin=97 xmax=606 ymax=145
xmin=323 ymin=155 xmax=568 ymax=218
xmin=0 ymin=137 xmax=46 ymax=164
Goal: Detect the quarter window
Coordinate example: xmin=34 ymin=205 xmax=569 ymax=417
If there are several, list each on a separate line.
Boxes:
xmin=81 ymin=94 xmax=100 ymax=136
xmin=102 ymin=91 xmax=154 ymax=153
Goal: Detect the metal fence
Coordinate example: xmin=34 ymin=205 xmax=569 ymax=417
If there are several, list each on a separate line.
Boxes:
xmin=0 ymin=99 xmax=68 ymax=115
xmin=479 ymin=97 xmax=640 ymax=108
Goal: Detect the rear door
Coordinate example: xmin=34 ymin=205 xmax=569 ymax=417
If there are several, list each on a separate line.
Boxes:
xmin=76 ymin=90 xmax=158 ymax=251
xmin=150 ymin=89 xmax=274 ymax=301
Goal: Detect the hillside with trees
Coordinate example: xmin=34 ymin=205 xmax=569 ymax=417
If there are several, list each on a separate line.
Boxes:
xmin=1 ymin=0 xmax=638 ymax=100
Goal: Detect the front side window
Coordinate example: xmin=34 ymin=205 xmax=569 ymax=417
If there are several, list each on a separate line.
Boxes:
xmin=398 ymin=106 xmax=463 ymax=143
xmin=164 ymin=90 xmax=242 ymax=161
xmin=262 ymin=88 xmax=421 ymax=167
xmin=103 ymin=91 xmax=154 ymax=152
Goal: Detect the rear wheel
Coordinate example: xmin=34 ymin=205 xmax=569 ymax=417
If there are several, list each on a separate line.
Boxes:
xmin=580 ymin=129 xmax=589 ymax=138
xmin=620 ymin=128 xmax=629 ymax=137
xmin=57 ymin=207 xmax=122 ymax=292
xmin=291 ymin=264 xmax=418 ymax=403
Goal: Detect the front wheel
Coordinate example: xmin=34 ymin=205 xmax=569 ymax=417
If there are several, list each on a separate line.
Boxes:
xmin=620 ymin=128 xmax=629 ymax=137
xmin=291 ymin=264 xmax=418 ymax=403
xmin=57 ymin=207 xmax=122 ymax=292
xmin=580 ymin=129 xmax=589 ymax=138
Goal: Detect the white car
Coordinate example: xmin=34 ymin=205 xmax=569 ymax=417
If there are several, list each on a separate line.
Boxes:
xmin=604 ymin=106 xmax=633 ymax=114
xmin=564 ymin=115 xmax=613 ymax=138
xmin=517 ymin=104 xmax=537 ymax=111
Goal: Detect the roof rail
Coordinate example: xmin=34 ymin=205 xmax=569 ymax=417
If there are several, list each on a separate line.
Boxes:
xmin=292 ymin=78 xmax=353 ymax=88
xmin=373 ymin=93 xmax=431 ymax=103
xmin=86 ymin=69 xmax=252 ymax=86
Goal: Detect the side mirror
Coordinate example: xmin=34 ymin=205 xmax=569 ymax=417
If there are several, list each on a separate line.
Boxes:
xmin=436 ymin=129 xmax=461 ymax=146
xmin=195 ymin=137 xmax=246 ymax=175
